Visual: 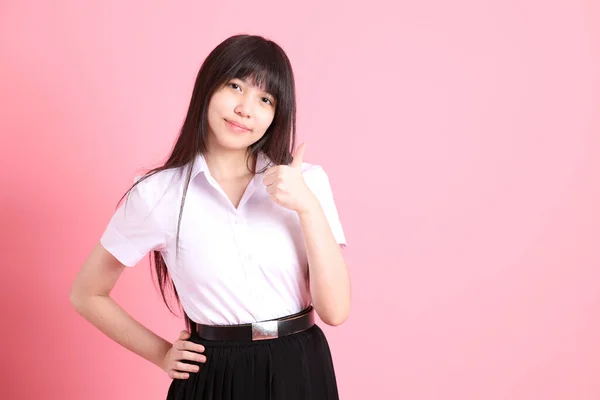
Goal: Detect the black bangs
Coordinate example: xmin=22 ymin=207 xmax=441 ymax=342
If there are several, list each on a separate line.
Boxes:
xmin=214 ymin=37 xmax=293 ymax=103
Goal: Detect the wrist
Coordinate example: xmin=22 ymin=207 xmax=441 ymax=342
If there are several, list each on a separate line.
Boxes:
xmin=154 ymin=339 xmax=172 ymax=371
xmin=297 ymin=196 xmax=321 ymax=218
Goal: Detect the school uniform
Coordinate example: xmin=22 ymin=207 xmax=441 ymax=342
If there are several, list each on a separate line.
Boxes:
xmin=100 ymin=151 xmax=348 ymax=399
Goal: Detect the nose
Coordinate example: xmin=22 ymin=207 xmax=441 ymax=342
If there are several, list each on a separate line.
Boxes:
xmin=234 ymin=96 xmax=252 ymax=118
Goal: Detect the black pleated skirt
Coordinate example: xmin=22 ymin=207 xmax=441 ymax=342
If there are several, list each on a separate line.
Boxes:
xmin=166 ymin=324 xmax=339 ymax=400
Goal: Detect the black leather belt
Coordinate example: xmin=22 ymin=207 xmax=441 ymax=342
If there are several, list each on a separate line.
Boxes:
xmin=194 ymin=306 xmax=315 ymax=341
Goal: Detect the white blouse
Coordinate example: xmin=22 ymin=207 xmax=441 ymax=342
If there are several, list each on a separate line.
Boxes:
xmin=100 ymin=151 xmax=347 ymax=325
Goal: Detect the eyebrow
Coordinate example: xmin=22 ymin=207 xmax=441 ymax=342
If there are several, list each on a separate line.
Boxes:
xmin=234 ymin=77 xmax=273 ymax=96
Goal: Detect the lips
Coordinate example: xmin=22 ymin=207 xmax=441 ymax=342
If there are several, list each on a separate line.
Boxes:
xmin=224 ymin=119 xmax=251 ymax=133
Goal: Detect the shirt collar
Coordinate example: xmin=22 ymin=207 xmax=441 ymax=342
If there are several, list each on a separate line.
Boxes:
xmin=190 ymin=151 xmax=273 ymax=181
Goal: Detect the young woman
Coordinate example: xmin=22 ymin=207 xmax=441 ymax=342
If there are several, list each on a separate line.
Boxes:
xmin=70 ymin=34 xmax=350 ymax=399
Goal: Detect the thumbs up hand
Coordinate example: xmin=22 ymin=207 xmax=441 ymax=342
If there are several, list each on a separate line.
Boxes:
xmin=262 ymin=143 xmax=319 ymax=213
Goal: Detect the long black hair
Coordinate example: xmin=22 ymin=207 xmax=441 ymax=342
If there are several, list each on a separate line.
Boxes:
xmin=117 ymin=34 xmax=297 ymax=330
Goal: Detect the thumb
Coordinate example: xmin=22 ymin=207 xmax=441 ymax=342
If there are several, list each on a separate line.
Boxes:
xmin=180 ymin=330 xmax=190 ymax=339
xmin=290 ymin=143 xmax=306 ymax=169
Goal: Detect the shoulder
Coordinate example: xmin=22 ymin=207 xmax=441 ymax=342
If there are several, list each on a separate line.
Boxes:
xmin=300 ymin=162 xmax=334 ymax=194
xmin=300 ymin=162 xmax=329 ymax=180
xmin=129 ymin=166 xmax=187 ymax=208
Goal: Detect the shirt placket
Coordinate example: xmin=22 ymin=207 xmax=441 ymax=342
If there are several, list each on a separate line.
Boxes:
xmin=229 ymin=213 xmax=263 ymax=315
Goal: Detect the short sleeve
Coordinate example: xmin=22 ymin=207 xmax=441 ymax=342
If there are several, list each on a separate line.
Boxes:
xmin=304 ymin=165 xmax=348 ymax=248
xmin=100 ymin=180 xmax=167 ymax=267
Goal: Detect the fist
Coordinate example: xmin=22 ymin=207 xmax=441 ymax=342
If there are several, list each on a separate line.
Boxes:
xmin=262 ymin=143 xmax=319 ymax=213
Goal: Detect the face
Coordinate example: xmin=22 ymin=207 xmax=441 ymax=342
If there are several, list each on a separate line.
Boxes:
xmin=206 ymin=77 xmax=277 ymax=153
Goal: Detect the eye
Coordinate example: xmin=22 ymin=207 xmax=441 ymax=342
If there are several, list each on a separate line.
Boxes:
xmin=261 ymin=97 xmax=273 ymax=105
xmin=228 ymin=82 xmax=241 ymax=91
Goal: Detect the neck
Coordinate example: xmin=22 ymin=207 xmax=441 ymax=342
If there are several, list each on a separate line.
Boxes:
xmin=204 ymin=148 xmax=256 ymax=181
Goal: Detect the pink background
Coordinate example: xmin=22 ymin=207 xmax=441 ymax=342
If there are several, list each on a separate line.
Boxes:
xmin=1 ymin=0 xmax=599 ymax=399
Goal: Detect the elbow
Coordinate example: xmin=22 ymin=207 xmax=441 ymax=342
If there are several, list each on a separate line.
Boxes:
xmin=69 ymin=291 xmax=84 ymax=313
xmin=322 ymin=314 xmax=348 ymax=327
xmin=314 ymin=289 xmax=351 ymax=326
xmin=319 ymin=305 xmax=350 ymax=327
xmin=69 ymin=283 xmax=89 ymax=314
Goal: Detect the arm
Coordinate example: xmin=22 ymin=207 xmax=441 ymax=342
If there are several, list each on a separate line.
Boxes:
xmin=262 ymin=143 xmax=351 ymax=326
xmin=298 ymin=201 xmax=351 ymax=326
xmin=69 ymin=241 xmax=173 ymax=369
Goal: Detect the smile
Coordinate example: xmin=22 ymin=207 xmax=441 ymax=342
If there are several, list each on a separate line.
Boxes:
xmin=224 ymin=119 xmax=252 ymax=133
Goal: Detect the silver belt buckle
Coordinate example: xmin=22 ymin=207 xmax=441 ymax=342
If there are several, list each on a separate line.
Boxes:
xmin=251 ymin=320 xmax=279 ymax=341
